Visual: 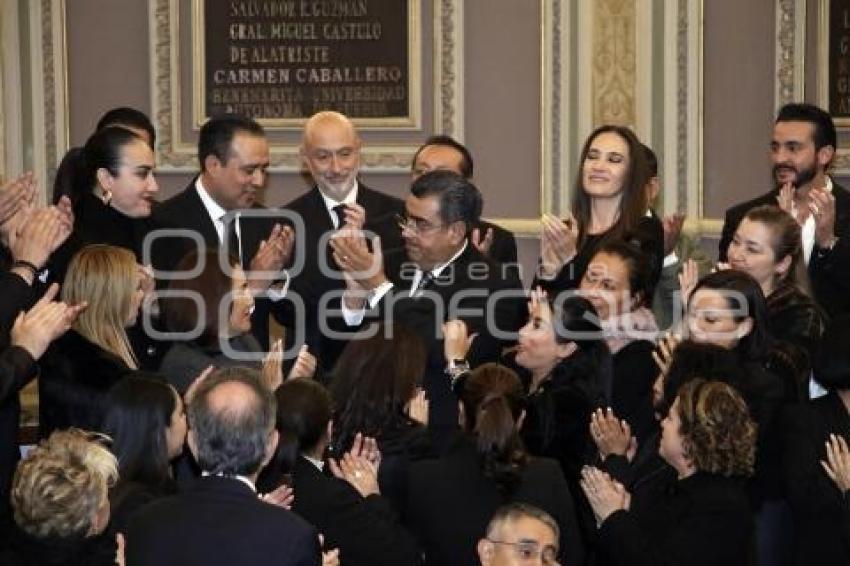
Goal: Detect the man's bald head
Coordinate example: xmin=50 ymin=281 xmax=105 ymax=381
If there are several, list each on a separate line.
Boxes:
xmin=300 ymin=111 xmax=362 ymax=200
xmin=187 ymin=367 xmax=277 ymax=477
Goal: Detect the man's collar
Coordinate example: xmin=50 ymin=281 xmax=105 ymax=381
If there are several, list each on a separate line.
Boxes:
xmin=318 ymin=180 xmax=359 ymax=212
xmin=428 ymin=239 xmax=468 ymax=278
xmin=201 ymin=471 xmax=257 ymax=492
xmin=195 ymin=177 xmax=228 ymax=220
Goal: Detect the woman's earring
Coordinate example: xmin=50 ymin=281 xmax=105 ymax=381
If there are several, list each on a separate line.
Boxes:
xmin=99 ymin=188 xmax=113 ymax=205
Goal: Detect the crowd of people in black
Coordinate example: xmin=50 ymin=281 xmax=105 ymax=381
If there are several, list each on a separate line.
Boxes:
xmin=0 ymin=102 xmax=848 ymax=566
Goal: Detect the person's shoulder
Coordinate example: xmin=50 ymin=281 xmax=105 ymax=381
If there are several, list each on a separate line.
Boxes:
xmin=725 ymin=189 xmax=777 ymax=218
xmin=280 ymin=186 xmax=320 ymax=211
xmin=153 ymin=182 xmax=201 ymax=220
xmin=359 ymin=183 xmax=405 ymax=208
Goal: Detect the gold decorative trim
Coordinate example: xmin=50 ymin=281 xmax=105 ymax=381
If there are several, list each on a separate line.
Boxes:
xmin=776 ymin=0 xmax=806 ymax=109
xmin=592 ymin=0 xmax=636 ymax=128
xmin=150 ymin=0 xmax=459 ymax=172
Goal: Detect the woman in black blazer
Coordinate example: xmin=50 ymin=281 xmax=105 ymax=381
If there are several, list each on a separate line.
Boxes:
xmin=582 ymin=379 xmax=756 ymax=566
xmin=784 ymin=316 xmax=850 ymax=565
xmin=258 ymin=378 xmax=420 ymax=566
xmin=404 ymin=363 xmax=584 ymax=566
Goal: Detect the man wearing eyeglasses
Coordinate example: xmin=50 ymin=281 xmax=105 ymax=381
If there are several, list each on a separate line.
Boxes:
xmin=478 ymin=503 xmax=561 ymax=566
xmin=330 ymin=170 xmax=525 ymax=435
xmin=275 ymin=111 xmax=404 ymax=368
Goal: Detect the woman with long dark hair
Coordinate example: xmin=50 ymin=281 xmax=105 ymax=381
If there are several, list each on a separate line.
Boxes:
xmin=101 ymin=374 xmax=186 ymax=534
xmin=536 ymin=125 xmax=663 ymax=295
xmin=329 ymin=323 xmax=431 ymax=512
xmin=405 ymin=363 xmax=583 ymax=566
xmin=257 ymin=378 xmax=420 ymax=566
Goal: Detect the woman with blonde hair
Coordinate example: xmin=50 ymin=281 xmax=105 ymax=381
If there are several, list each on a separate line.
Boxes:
xmin=39 ymin=244 xmax=145 ymax=438
xmin=0 ymin=428 xmax=120 ymax=565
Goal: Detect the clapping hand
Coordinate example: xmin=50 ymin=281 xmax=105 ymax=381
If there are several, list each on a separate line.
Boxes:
xmin=677 ymin=259 xmax=699 ymax=308
xmin=329 ymin=432 xmax=381 ymax=497
xmin=260 ymin=483 xmax=295 ymax=509
xmin=590 ymin=408 xmax=637 ymax=462
xmin=776 ymin=181 xmax=795 ymax=218
xmin=810 ymin=187 xmax=837 ymax=249
xmin=580 ymin=466 xmax=631 ymax=526
xmin=662 ymin=213 xmax=685 ymax=257
xmin=822 ymin=433 xmax=850 ymax=494
xmin=406 ymin=388 xmax=429 ymax=426
xmin=652 ymin=333 xmax=680 ymax=379
xmin=339 ymin=203 xmax=366 ymax=230
xmin=539 ymin=213 xmax=578 ymax=278
xmin=471 ymin=226 xmax=495 ymax=255
xmin=248 ymin=224 xmax=295 ymax=291
xmin=261 ymin=339 xmax=284 ymax=391
xmin=11 ymin=283 xmax=86 ymax=360
xmin=443 ymin=319 xmax=476 ymax=361
xmin=286 ymin=344 xmax=317 ymax=380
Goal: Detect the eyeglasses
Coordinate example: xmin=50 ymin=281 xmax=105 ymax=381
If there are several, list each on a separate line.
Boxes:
xmin=394 ymin=213 xmax=446 ymax=235
xmin=487 ymin=539 xmax=559 ymax=565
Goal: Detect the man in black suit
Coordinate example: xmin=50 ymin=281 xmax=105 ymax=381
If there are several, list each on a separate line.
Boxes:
xmin=411 ymin=135 xmax=519 ymax=272
xmin=280 ymin=111 xmax=404 ymax=368
xmin=330 ymin=170 xmax=525 ymax=433
xmin=151 ymin=115 xmax=293 ymax=348
xmin=477 ymin=504 xmax=561 ymax=566
xmin=719 ymin=103 xmax=850 ymax=317
xmin=126 ymin=367 xmax=320 ymax=566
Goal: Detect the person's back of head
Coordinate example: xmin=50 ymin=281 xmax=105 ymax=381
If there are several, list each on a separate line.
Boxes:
xmin=458 ymin=363 xmax=528 ymax=496
xmin=274 ymin=379 xmax=333 ymax=471
xmin=330 ymin=323 xmax=426 ymax=453
xmin=102 ymin=374 xmax=182 ymax=488
xmin=187 ymin=366 xmax=277 ymax=477
xmin=11 ymin=429 xmax=117 ymax=540
xmin=412 ymin=135 xmax=474 ymax=179
xmin=62 ymin=243 xmax=139 ymax=369
xmin=658 ymin=340 xmax=744 ymax=416
xmin=477 ymin=503 xmax=560 ymax=566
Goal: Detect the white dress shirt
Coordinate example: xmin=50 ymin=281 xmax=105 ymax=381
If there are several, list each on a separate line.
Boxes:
xmin=319 ymin=182 xmax=359 ymax=229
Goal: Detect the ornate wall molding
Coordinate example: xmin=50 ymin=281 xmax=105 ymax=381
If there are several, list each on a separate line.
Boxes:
xmin=592 ymin=0 xmax=636 ymax=128
xmin=149 ymin=0 xmax=463 ymax=172
xmin=775 ymin=0 xmax=807 ymax=109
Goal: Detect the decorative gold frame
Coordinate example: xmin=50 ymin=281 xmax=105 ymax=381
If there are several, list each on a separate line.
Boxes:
xmin=150 ymin=0 xmax=462 ymax=172
xmin=817 ymin=0 xmax=850 ymax=173
xmin=190 ymin=0 xmax=422 ymax=130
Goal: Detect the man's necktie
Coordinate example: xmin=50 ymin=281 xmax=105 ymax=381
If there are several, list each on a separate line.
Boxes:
xmin=223 ymin=213 xmax=241 ymax=266
xmin=414 ymin=271 xmax=435 ymax=295
xmin=332 ymin=204 xmax=347 ymax=229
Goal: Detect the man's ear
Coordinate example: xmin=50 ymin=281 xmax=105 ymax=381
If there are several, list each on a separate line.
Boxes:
xmin=263 ymin=429 xmax=280 ymax=468
xmin=477 ymin=539 xmax=494 ymax=565
xmin=817 ymin=144 xmax=835 ymax=170
xmin=187 ymin=429 xmax=199 ymax=461
xmin=204 ymin=153 xmax=224 ymax=175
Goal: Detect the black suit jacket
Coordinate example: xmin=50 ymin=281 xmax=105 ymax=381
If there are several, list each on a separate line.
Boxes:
xmin=404 ymin=435 xmax=584 ymax=566
xmin=783 ymin=392 xmax=850 ymax=566
xmin=477 ymin=220 xmax=518 ymax=272
xmin=277 ymin=184 xmax=404 ymax=364
xmin=126 ymin=475 xmax=320 ymax=566
xmin=289 ymin=456 xmax=421 ymax=566
xmin=359 ymin=244 xmax=525 ymax=434
xmin=719 ymin=182 xmax=850 ymax=317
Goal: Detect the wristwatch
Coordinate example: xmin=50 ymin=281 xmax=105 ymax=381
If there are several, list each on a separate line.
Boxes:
xmin=445 ymin=358 xmax=470 ymax=379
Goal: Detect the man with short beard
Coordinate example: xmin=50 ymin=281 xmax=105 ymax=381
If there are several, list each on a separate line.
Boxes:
xmin=719 ymin=103 xmax=850 ymax=317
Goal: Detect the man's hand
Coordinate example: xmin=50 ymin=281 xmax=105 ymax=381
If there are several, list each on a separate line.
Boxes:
xmin=330 ymin=232 xmax=388 ymax=291
xmin=471 ymin=226 xmax=495 ymax=256
xmin=11 ymin=283 xmax=86 ymax=360
xmin=443 ymin=319 xmax=476 ymax=361
xmin=248 ymin=224 xmax=294 ymax=291
xmin=822 ymin=433 xmax=850 ymax=493
xmin=340 ymin=203 xmax=366 ymax=230
xmin=776 ymin=181 xmax=795 ymax=218
xmin=661 ymin=213 xmax=685 ymax=257
xmin=406 ymin=389 xmax=429 ymax=426
xmin=539 ymin=213 xmax=578 ymax=278
xmin=286 ymin=344 xmax=317 ymax=380
xmin=810 ymin=187 xmax=837 ymax=249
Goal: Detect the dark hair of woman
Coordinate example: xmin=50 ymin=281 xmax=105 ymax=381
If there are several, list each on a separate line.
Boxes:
xmin=458 ymin=363 xmax=528 ymax=496
xmin=55 ymin=126 xmax=143 ymax=208
xmin=659 ymin=340 xmax=744 ymax=416
xmin=161 ymin=249 xmax=240 ymax=348
xmin=688 ymin=269 xmax=772 ymax=361
xmin=572 ymin=125 xmax=650 ymax=249
xmin=101 ymin=374 xmax=176 ymax=489
xmin=595 ymin=239 xmax=653 ymax=308
xmin=534 ymin=296 xmax=612 ymax=453
xmin=743 ymin=205 xmax=811 ymax=296
xmin=329 ymin=323 xmax=427 ymax=454
xmin=274 ymin=379 xmax=334 ymax=473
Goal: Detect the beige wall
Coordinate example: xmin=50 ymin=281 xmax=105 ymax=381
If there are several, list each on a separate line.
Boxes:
xmin=59 ymin=0 xmax=838 ymax=280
